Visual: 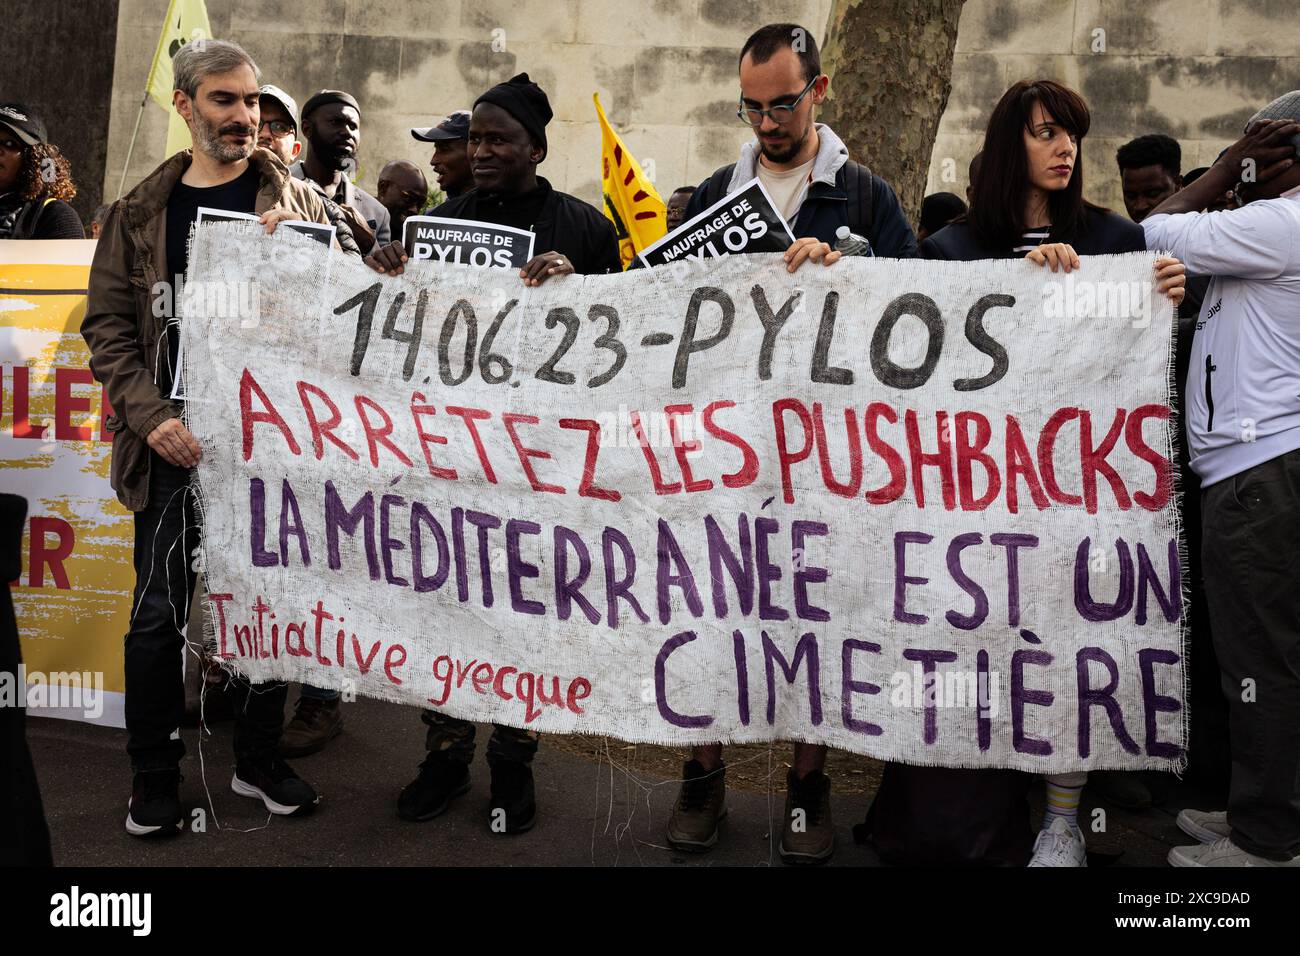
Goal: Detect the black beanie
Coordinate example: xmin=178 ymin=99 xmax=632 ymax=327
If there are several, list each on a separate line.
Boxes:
xmin=474 ymin=72 xmax=552 ymax=160
xmin=301 ymin=90 xmax=361 ymax=127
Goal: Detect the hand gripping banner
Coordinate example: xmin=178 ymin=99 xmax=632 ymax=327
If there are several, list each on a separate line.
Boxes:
xmin=182 ymin=226 xmax=1184 ymax=772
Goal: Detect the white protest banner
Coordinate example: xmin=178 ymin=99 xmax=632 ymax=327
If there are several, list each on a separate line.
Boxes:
xmin=403 ymin=216 xmax=535 ymax=270
xmin=637 ymin=178 xmax=796 ymax=272
xmin=182 ymin=229 xmax=1184 ymax=772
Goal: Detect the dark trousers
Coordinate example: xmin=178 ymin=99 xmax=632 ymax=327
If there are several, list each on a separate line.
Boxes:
xmin=125 ymin=453 xmax=286 ymax=770
xmin=1 ymin=493 xmax=52 ymax=866
xmin=421 ymin=710 xmax=539 ymax=766
xmin=1175 ymin=307 xmax=1230 ymax=787
xmin=1181 ymin=468 xmax=1231 ymax=789
xmin=1201 ymin=449 xmax=1300 ymax=859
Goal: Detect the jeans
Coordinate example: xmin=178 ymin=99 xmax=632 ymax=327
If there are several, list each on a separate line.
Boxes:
xmin=1201 ymin=449 xmax=1300 ymax=859
xmin=124 ymin=452 xmax=287 ymax=770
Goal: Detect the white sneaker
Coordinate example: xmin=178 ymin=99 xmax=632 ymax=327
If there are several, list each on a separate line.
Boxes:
xmin=1176 ymin=808 xmax=1230 ymax=845
xmin=1168 ymin=837 xmax=1300 ymax=867
xmin=1028 ymin=816 xmax=1087 ymax=867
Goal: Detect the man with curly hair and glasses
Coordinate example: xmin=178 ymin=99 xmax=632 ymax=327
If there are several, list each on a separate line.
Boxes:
xmin=0 ymin=102 xmax=83 ymax=239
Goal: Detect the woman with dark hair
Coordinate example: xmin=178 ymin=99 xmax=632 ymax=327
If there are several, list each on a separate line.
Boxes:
xmin=861 ymin=79 xmax=1186 ymax=867
xmin=0 ymin=102 xmax=84 ymax=239
xmin=924 ymin=79 xmax=1186 ymax=269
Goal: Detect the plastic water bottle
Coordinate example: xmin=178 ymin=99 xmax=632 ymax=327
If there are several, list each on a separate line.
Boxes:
xmin=835 ymin=225 xmax=873 ymax=257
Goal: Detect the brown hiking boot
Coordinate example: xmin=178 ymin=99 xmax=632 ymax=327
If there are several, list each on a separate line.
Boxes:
xmin=779 ymin=769 xmax=833 ymax=864
xmin=666 ymin=759 xmax=727 ymax=851
xmin=278 ymin=695 xmax=343 ymax=757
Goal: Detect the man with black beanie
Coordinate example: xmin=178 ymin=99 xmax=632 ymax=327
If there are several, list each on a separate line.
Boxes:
xmin=366 ymin=72 xmax=620 ymax=285
xmin=365 ymin=74 xmax=617 ymax=837
xmin=284 ymin=88 xmax=392 ymax=750
xmin=292 ymin=89 xmax=391 ymax=251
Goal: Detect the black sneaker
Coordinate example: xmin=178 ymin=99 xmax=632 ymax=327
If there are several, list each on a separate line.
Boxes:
xmin=232 ymin=754 xmax=320 ymax=816
xmin=487 ymin=759 xmax=536 ymax=834
xmin=397 ymin=753 xmax=471 ymax=822
xmin=126 ymin=768 xmax=184 ymax=837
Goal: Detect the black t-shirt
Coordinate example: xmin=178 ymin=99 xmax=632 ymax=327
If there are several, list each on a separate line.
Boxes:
xmin=162 ymin=164 xmax=260 ymax=395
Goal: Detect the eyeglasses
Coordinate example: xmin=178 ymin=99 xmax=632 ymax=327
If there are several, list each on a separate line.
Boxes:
xmin=0 ymin=138 xmax=25 ymax=153
xmin=257 ymin=119 xmax=294 ymax=137
xmin=736 ymin=76 xmax=818 ymax=126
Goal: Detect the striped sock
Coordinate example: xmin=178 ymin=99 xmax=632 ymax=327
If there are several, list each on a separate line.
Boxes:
xmin=1043 ymin=773 xmax=1086 ymax=834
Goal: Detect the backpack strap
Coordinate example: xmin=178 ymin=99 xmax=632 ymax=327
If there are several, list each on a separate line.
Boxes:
xmin=844 ymin=162 xmax=874 ymax=238
xmin=702 ymin=163 xmax=737 ymax=211
xmin=13 ymin=196 xmax=56 ymax=240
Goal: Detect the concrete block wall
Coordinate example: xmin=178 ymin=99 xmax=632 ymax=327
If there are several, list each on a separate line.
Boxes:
xmin=103 ymin=0 xmax=1299 ymax=220
xmin=926 ymin=0 xmax=1300 ymax=215
xmin=103 ymin=0 xmax=833 ymax=206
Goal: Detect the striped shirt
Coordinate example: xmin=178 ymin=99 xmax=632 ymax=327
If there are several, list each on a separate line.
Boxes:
xmin=1012 ymin=226 xmax=1051 ymax=254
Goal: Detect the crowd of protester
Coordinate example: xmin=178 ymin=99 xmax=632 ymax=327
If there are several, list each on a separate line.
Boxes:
xmin=4 ymin=19 xmax=1298 ymax=870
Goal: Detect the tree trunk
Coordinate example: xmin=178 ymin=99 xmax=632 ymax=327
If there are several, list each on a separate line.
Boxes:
xmin=820 ymin=0 xmax=965 ymax=227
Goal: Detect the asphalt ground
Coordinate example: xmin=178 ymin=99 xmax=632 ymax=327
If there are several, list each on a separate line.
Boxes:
xmin=26 ymin=692 xmax=1228 ymax=868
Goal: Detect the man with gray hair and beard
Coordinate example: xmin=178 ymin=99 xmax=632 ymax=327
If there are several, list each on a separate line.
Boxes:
xmin=83 ymin=38 xmax=329 ymax=837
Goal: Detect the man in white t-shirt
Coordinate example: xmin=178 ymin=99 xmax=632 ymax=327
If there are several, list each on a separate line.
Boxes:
xmin=1142 ymin=95 xmax=1300 ymax=868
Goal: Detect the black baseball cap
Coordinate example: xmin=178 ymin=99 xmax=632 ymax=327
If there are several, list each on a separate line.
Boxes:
xmin=0 ymin=102 xmax=47 ymax=146
xmin=411 ymin=110 xmax=471 ymax=142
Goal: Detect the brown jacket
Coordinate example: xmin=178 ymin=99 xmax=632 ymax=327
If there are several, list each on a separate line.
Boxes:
xmin=83 ymin=147 xmax=331 ymax=511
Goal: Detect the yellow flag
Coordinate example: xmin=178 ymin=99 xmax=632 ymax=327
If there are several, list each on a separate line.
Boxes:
xmin=594 ymin=94 xmax=666 ymax=269
xmin=164 ymin=110 xmax=192 ymax=158
xmin=144 ymin=0 xmax=213 ymax=156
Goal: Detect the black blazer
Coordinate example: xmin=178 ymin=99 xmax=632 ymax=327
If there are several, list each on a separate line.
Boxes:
xmin=920 ymin=206 xmax=1145 ymax=261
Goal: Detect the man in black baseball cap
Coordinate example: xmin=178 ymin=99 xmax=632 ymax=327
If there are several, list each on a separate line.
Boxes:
xmin=411 ymin=110 xmax=473 ymax=199
xmin=290 ymin=89 xmax=390 ymax=250
xmin=410 ymin=110 xmax=469 ymax=142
